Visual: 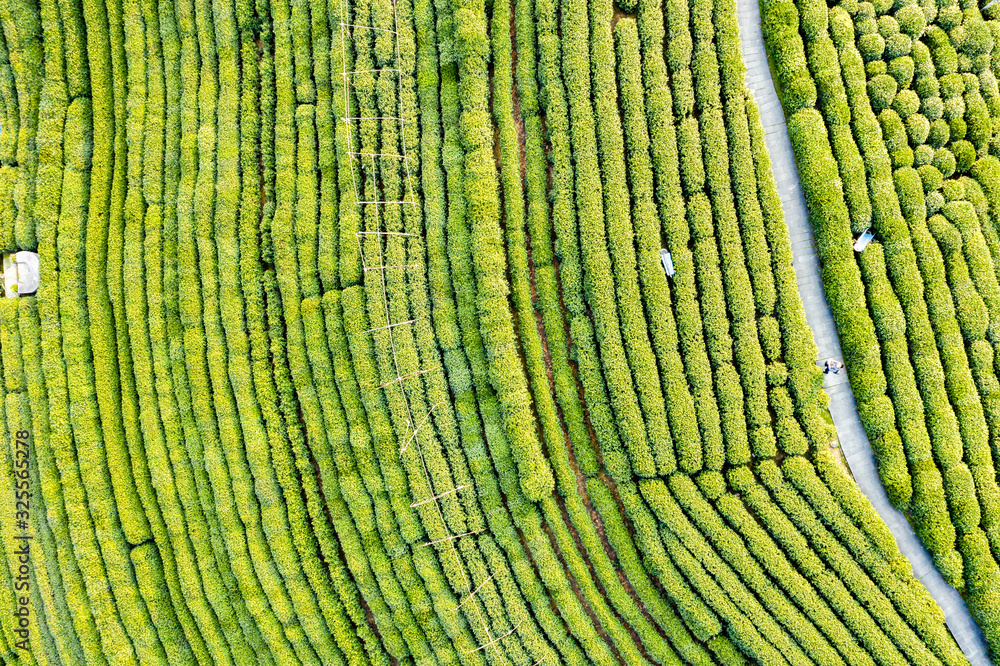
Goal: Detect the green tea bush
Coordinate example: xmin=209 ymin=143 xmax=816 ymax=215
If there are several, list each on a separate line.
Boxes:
xmin=868 ymin=73 xmax=898 ymax=110
xmin=928 ymin=118 xmax=950 ymax=146
xmin=936 ymin=5 xmax=962 ymax=31
xmin=885 ymin=33 xmax=912 ymax=58
xmin=948 ymin=116 xmax=967 ymax=142
xmin=880 ymin=109 xmax=908 ymax=151
xmin=907 ymin=114 xmax=931 ymax=143
xmin=888 ymin=55 xmax=915 ymax=87
xmin=893 ymin=89 xmax=920 ymax=117
xmin=877 ymin=14 xmax=898 ymax=38
xmin=913 ymin=142 xmax=934 ymax=166
xmin=868 ymin=60 xmax=889 ymax=77
xmin=895 ymin=4 xmax=925 ymax=36
xmin=926 ymin=190 xmax=945 ymax=214
xmin=940 ymin=73 xmax=965 ymax=99
xmin=933 ymin=148 xmax=956 ymax=177
xmin=860 ymin=33 xmax=887 ymax=61
xmin=951 ymin=140 xmax=975 ymax=172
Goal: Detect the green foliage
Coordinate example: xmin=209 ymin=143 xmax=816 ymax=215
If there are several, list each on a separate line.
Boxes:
xmin=4 ymin=0 xmax=979 ymax=662
xmin=895 ymin=4 xmax=925 ymax=36
xmin=762 ymin=0 xmax=818 ymax=113
xmin=768 ymin=0 xmax=1000 ymax=644
xmin=893 ymin=88 xmax=920 ymax=116
xmin=928 ymin=118 xmax=951 ymax=147
xmin=888 ymin=55 xmax=915 ymax=88
xmin=907 ymin=114 xmax=931 ymax=143
xmin=869 ymin=73 xmax=899 ymax=110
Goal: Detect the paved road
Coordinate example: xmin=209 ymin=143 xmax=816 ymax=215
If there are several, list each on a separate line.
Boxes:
xmin=735 ymin=2 xmax=992 ymax=663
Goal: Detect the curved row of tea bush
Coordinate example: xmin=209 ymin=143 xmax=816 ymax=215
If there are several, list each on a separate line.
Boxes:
xmin=762 ymin=0 xmax=1000 ymax=651
xmin=0 ymin=0 xmax=976 ymax=660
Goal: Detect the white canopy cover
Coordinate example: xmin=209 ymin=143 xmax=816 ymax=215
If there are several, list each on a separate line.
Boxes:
xmin=3 ymin=251 xmax=40 ymax=298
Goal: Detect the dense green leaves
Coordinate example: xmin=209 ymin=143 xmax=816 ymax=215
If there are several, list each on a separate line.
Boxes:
xmin=765 ymin=0 xmax=1000 ymax=650
xmin=0 ymin=0 xmax=971 ymax=662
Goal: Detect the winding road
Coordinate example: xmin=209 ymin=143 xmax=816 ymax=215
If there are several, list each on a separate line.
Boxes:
xmin=734 ymin=3 xmax=992 ymax=663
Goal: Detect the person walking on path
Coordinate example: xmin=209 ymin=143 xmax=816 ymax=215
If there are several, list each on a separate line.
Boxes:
xmin=823 ymin=359 xmax=845 ymax=375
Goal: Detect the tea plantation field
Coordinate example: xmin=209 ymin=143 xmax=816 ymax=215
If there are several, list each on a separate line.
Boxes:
xmin=0 ymin=0 xmax=984 ymax=661
xmin=762 ymin=0 xmax=1000 ymax=654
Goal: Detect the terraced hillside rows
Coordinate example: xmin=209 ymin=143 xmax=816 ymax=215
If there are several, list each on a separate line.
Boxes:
xmin=0 ymin=0 xmax=977 ymax=662
xmin=759 ymin=0 xmax=1000 ymax=653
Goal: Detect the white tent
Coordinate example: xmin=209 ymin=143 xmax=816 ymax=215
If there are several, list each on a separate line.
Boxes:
xmin=3 ymin=251 xmax=40 ymax=298
xmin=853 ymin=228 xmax=874 ymax=253
xmin=660 ymin=248 xmax=675 ymax=278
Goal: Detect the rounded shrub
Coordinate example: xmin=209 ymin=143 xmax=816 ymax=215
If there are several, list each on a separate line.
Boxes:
xmin=766 ymin=361 xmax=789 ymax=387
xmin=885 ymin=33 xmax=912 ymax=58
xmin=928 ymin=211 xmax=962 ymax=250
xmin=906 ymin=114 xmax=931 ymax=144
xmin=890 ymin=556 xmax=913 ymax=580
xmin=933 ymin=148 xmax=956 ymax=177
xmin=970 ymin=53 xmax=991 ymax=73
xmin=940 ymin=73 xmax=965 ymax=99
xmin=887 ymin=56 xmax=915 ymax=88
xmin=877 ymin=14 xmax=899 ymax=37
xmin=948 ymin=116 xmax=967 ymax=141
xmin=921 ymin=95 xmax=943 ymax=120
xmin=926 ymin=190 xmax=944 ymax=214
xmin=911 ymin=38 xmax=933 ymax=72
xmin=982 ymin=69 xmax=1000 ymax=100
xmin=859 ymin=395 xmax=896 ymax=438
xmin=874 ymin=431 xmax=912 ymax=508
xmin=868 ymin=74 xmax=898 ymax=111
xmin=873 ymin=0 xmax=893 ymax=15
xmin=866 ymin=60 xmax=889 ymax=77
xmin=880 ymin=109 xmax=908 ymax=151
xmin=937 ymin=5 xmax=961 ymax=30
xmin=942 ymin=179 xmax=965 ymax=202
xmin=757 ymin=316 xmax=782 ymax=361
xmin=915 ymin=75 xmax=940 ymax=99
xmin=892 ymin=88 xmax=920 ymax=117
xmin=727 ymin=465 xmax=755 ymax=493
xmin=914 ymin=142 xmax=934 ymax=165
xmin=892 ymin=146 xmax=915 ymax=168
xmin=949 ymin=24 xmax=968 ymax=52
xmin=895 ymin=4 xmax=925 ymax=36
xmin=785 ymin=77 xmax=820 ymax=113
xmin=856 ymin=0 xmax=875 ymax=20
xmin=962 ymin=72 xmax=980 ymax=94
xmin=859 ymin=33 xmax=887 ymax=61
xmin=965 ymin=98 xmax=991 ymax=150
xmin=951 ymin=139 xmax=976 ymax=172
xmin=696 ymin=470 xmax=726 ymax=500
xmin=856 ymin=14 xmax=879 ymax=36
xmin=928 ymin=118 xmax=950 ymax=147
xmin=956 ymin=54 xmax=973 ymax=73
xmin=937 ymin=551 xmax=965 ymax=591
xmin=918 ymin=163 xmax=944 ymax=191
xmin=841 ymin=0 xmax=860 ymax=14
